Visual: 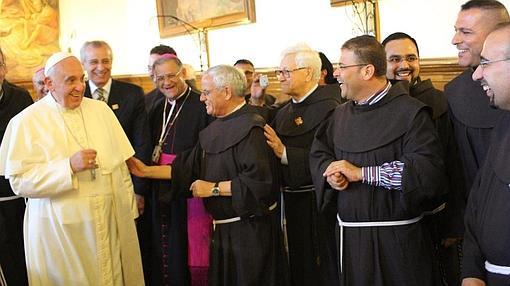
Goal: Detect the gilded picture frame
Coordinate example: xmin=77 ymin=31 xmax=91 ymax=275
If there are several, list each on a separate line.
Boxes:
xmin=156 ymin=0 xmax=256 ymax=38
xmin=331 ymin=0 xmax=355 ymax=7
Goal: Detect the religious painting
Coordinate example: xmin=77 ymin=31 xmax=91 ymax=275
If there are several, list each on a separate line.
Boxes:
xmin=156 ymin=0 xmax=256 ymax=37
xmin=0 ymin=0 xmax=60 ymax=81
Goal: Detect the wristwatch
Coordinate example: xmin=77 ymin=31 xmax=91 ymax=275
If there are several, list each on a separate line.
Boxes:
xmin=211 ymin=182 xmax=220 ymax=196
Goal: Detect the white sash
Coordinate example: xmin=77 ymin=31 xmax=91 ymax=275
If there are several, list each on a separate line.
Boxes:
xmin=336 ymin=203 xmax=445 ymax=272
xmin=213 ymin=202 xmax=277 ymax=230
xmin=0 ymin=195 xmax=21 ymax=202
xmin=485 ymin=261 xmax=510 ymax=275
xmin=0 ymin=262 xmax=7 ymax=286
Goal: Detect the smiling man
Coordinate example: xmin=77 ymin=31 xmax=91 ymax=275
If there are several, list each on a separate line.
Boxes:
xmin=148 ymin=54 xmax=211 ymax=286
xmin=184 ymin=64 xmax=283 ymax=286
xmin=445 ymin=0 xmax=509 ymax=201
xmin=265 ymin=43 xmax=342 ymax=286
xmin=463 ymin=23 xmax=510 ymax=286
xmin=0 ymin=52 xmax=143 ymax=286
xmin=383 ymin=32 xmax=465 ymax=286
xmin=310 ymin=35 xmax=446 ymax=285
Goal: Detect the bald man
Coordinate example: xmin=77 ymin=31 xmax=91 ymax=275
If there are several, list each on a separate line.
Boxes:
xmin=446 ymin=0 xmax=510 ymax=201
xmin=462 ymin=23 xmax=510 ymax=286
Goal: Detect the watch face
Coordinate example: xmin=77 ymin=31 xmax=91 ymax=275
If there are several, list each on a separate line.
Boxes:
xmin=212 ymin=187 xmax=220 ymax=196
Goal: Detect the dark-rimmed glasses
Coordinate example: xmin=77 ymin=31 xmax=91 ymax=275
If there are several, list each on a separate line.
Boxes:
xmin=274 ymin=67 xmax=307 ymax=78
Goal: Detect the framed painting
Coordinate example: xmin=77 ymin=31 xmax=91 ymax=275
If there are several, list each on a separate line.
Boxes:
xmin=0 ymin=0 xmax=60 ymax=81
xmin=156 ymin=0 xmax=256 ymax=38
xmin=331 ymin=0 xmax=376 ymax=7
xmin=331 ymin=0 xmax=354 ymax=7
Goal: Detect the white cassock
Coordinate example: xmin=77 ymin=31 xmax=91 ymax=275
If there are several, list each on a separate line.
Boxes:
xmin=0 ymin=94 xmax=144 ymax=286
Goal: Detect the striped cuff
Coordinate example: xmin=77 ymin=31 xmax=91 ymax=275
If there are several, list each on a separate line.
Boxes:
xmin=361 ymin=161 xmax=404 ymax=190
xmin=362 ymin=166 xmax=379 ymax=185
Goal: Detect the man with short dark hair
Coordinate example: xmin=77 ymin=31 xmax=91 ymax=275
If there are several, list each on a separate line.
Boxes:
xmin=383 ymin=32 xmax=465 ymax=286
xmin=0 ymin=46 xmax=32 ymax=286
xmin=234 ymin=58 xmax=276 ymax=106
xmin=446 ymin=0 xmax=510 ymax=201
xmin=463 ymin=22 xmax=510 ymax=286
xmin=310 ymin=35 xmax=446 ymax=285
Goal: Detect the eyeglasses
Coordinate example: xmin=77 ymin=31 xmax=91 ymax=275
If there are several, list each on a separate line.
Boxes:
xmin=479 ymin=58 xmax=510 ymax=68
xmin=201 ymin=87 xmax=224 ymax=97
xmin=387 ymin=55 xmax=418 ymax=64
xmin=335 ymin=63 xmax=369 ymax=70
xmin=155 ymin=69 xmax=182 ymax=82
xmin=274 ymin=67 xmax=307 ymax=78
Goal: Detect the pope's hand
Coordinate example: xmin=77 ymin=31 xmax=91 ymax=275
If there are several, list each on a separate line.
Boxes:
xmin=70 ymin=149 xmax=97 ymax=173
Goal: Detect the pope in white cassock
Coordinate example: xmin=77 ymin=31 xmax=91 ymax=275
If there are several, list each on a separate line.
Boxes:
xmin=0 ymin=52 xmax=144 ymax=285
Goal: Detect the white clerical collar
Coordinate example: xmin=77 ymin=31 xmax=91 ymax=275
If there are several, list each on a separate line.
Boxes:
xmin=292 ymin=84 xmax=318 ymax=104
xmin=167 ymin=85 xmax=190 ymax=106
xmin=89 ymin=78 xmax=112 ymax=100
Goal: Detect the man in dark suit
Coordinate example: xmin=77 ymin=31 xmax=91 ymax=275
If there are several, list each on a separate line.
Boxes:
xmin=0 ymin=46 xmax=33 ymax=286
xmin=80 ymin=40 xmax=151 ymax=280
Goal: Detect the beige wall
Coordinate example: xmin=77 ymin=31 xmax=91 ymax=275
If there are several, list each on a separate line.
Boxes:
xmin=52 ymin=0 xmax=510 ymax=77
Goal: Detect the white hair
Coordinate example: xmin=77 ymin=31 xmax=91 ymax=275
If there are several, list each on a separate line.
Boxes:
xmin=203 ymin=65 xmax=246 ymax=98
xmin=281 ymin=42 xmax=321 ymax=81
